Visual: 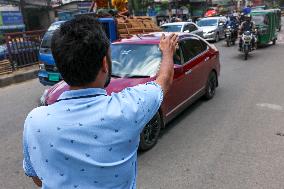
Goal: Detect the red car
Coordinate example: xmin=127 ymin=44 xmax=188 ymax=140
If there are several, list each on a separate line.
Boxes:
xmin=40 ymin=32 xmax=220 ymax=151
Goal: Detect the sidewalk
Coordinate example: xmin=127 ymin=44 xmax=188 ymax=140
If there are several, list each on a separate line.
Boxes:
xmin=0 ymin=65 xmax=39 ymax=88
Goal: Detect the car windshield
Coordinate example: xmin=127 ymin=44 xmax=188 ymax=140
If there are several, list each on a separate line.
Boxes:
xmin=111 ymin=44 xmax=161 ymax=77
xmin=41 ymin=31 xmax=54 ymax=49
xmin=252 ymin=15 xmax=266 ymax=25
xmin=197 ymin=19 xmax=218 ymax=27
xmin=41 ymin=22 xmax=63 ymax=49
xmin=161 ymin=25 xmax=182 ymax=32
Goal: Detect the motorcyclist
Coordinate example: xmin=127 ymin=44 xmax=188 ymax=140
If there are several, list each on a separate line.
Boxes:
xmin=225 ymin=15 xmax=239 ymax=40
xmin=239 ymin=14 xmax=256 ymax=50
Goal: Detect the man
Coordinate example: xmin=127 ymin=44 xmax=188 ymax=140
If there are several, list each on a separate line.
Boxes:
xmin=225 ymin=14 xmax=239 ymax=39
xmin=23 ymin=15 xmax=178 ymax=188
xmin=112 ymin=0 xmax=129 ymax=16
xmin=239 ymin=14 xmax=256 ymax=50
xmin=89 ymin=0 xmax=109 ymax=12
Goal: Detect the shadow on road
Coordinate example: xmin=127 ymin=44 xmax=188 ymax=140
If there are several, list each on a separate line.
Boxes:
xmin=160 ymin=99 xmax=205 ymax=137
xmin=138 ymin=98 xmax=205 ymax=156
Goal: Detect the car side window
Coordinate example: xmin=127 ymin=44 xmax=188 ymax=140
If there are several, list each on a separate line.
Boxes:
xmin=189 ymin=24 xmax=198 ymax=32
xmin=173 ymin=45 xmax=183 ymax=65
xmin=183 ymin=25 xmax=190 ymax=32
xmin=180 ymin=38 xmax=207 ymax=63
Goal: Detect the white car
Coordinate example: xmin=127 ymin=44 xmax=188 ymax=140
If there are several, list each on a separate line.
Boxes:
xmin=196 ymin=17 xmax=227 ymax=42
xmin=161 ymin=22 xmax=204 ymax=38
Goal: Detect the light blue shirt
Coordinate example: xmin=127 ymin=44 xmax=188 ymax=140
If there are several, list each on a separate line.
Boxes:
xmin=23 ymin=82 xmax=163 ymax=189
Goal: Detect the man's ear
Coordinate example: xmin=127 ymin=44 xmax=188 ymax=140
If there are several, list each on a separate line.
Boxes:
xmin=102 ymin=56 xmax=108 ymax=73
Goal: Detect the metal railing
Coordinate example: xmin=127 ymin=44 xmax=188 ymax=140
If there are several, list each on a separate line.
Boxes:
xmin=5 ymin=30 xmax=46 ymax=70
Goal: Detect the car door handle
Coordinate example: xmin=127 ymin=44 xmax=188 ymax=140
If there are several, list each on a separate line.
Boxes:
xmin=185 ymin=69 xmax=192 ymax=75
xmin=204 ymin=57 xmax=210 ymax=62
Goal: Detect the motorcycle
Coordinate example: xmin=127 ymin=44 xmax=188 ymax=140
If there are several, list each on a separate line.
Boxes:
xmin=240 ymin=31 xmax=255 ymax=60
xmin=225 ymin=25 xmax=238 ymax=47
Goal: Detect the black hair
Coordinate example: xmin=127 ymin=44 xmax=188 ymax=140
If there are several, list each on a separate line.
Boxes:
xmin=51 ymin=15 xmax=110 ymax=86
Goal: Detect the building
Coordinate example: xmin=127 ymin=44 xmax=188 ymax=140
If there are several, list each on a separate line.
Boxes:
xmin=0 ymin=1 xmax=25 ymax=42
xmin=51 ymin=0 xmax=92 ymax=21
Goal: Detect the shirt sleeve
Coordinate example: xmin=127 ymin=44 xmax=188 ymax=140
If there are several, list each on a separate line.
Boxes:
xmin=23 ymin=120 xmax=37 ymax=177
xmin=114 ymin=82 xmax=164 ymax=132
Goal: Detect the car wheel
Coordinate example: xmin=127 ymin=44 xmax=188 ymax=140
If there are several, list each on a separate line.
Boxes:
xmin=139 ymin=112 xmax=162 ymax=151
xmin=215 ymin=33 xmax=220 ymax=42
xmin=204 ymin=71 xmax=217 ymax=100
xmin=273 ymin=38 xmax=276 ymax=45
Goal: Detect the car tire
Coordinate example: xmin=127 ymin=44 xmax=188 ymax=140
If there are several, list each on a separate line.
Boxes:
xmin=139 ymin=112 xmax=162 ymax=151
xmin=273 ymin=38 xmax=276 ymax=45
xmin=215 ymin=33 xmax=220 ymax=42
xmin=226 ymin=39 xmax=230 ymax=47
xmin=204 ymin=71 xmax=217 ymax=100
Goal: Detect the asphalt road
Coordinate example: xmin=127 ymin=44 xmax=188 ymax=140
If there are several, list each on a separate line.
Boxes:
xmin=1 ymin=29 xmax=284 ymax=189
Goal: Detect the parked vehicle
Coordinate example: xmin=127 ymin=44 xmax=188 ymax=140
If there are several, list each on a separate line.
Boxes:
xmin=161 ymin=22 xmax=203 ymax=37
xmin=40 ymin=33 xmax=220 ymax=151
xmin=197 ymin=17 xmax=227 ymax=42
xmin=251 ymin=9 xmax=279 ymax=46
xmin=240 ymin=31 xmax=254 ymax=60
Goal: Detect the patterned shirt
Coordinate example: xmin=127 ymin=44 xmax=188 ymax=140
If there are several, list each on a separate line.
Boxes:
xmin=23 ymin=82 xmax=163 ymax=189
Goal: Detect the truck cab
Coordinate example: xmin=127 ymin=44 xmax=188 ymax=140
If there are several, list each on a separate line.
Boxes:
xmin=38 ymin=18 xmax=117 ymax=86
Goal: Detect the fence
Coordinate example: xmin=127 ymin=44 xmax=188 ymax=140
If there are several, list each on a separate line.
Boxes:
xmin=4 ymin=30 xmax=46 ymax=70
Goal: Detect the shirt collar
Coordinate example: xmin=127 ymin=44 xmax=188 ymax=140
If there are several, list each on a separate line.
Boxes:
xmin=58 ymin=88 xmax=107 ymax=101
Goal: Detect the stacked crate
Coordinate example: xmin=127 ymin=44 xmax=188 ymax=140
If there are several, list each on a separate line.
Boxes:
xmin=0 ymin=59 xmax=12 ymax=75
xmin=117 ymin=16 xmax=161 ymax=38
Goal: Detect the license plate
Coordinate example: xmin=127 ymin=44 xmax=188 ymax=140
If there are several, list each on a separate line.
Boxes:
xmin=48 ymin=73 xmax=60 ymax=82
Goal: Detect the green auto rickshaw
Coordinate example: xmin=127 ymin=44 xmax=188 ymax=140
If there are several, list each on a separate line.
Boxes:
xmin=274 ymin=9 xmax=282 ymax=31
xmin=251 ymin=9 xmax=278 ymax=46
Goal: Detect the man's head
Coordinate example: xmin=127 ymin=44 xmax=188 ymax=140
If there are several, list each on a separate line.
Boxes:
xmin=51 ymin=15 xmax=111 ymax=88
xmin=244 ymin=14 xmax=252 ymax=22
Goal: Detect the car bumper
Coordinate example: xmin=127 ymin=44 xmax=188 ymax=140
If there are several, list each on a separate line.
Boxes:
xmin=38 ymin=70 xmax=61 ymax=86
xmin=203 ymin=33 xmax=216 ymax=41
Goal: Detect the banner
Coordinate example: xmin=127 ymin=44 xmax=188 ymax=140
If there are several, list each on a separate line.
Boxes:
xmin=1 ymin=11 xmax=23 ymax=26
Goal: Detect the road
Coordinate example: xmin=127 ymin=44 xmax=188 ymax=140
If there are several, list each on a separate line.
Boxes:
xmin=1 ymin=30 xmax=284 ymax=189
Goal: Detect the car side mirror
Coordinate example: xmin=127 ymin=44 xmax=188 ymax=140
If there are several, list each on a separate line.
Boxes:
xmin=174 ymin=64 xmax=184 ymax=76
xmin=184 ymin=30 xmax=190 ymax=33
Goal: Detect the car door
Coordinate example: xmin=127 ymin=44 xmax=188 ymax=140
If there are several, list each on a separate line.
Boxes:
xmin=163 ymin=45 xmax=194 ymax=119
xmin=179 ymin=37 xmax=211 ymax=96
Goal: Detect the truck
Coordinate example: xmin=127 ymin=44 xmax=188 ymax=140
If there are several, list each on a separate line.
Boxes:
xmin=38 ymin=14 xmax=161 ymax=86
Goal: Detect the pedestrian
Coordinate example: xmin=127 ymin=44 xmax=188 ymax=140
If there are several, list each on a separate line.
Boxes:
xmin=22 ymin=15 xmax=178 ymax=188
xmin=112 ymin=0 xmax=129 ymax=16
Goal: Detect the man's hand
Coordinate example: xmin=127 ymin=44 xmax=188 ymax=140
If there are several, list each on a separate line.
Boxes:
xmin=155 ymin=33 xmax=179 ymax=95
xmin=159 ymin=33 xmax=178 ymax=57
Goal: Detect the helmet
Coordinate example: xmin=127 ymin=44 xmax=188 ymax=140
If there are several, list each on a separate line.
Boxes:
xmin=244 ymin=14 xmax=252 ymax=21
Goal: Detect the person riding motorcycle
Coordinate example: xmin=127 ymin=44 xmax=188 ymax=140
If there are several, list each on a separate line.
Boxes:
xmin=225 ymin=15 xmax=239 ymax=39
xmin=239 ymin=14 xmax=256 ymax=50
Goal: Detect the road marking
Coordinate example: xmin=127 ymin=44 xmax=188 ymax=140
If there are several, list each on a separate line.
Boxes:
xmin=256 ymin=103 xmax=283 ymax=111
